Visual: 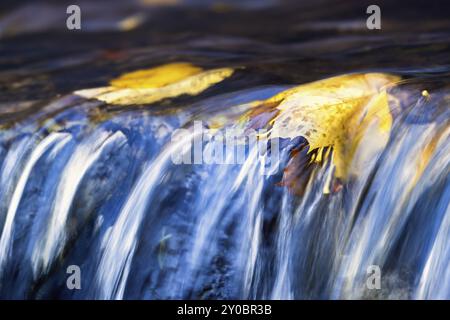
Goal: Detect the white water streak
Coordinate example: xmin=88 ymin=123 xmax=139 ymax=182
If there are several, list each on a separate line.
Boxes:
xmin=95 ymin=131 xmax=199 ymax=300
xmin=333 ymin=123 xmax=449 ymax=298
xmin=271 ymin=192 xmax=293 ymax=299
xmin=241 ymin=152 xmax=265 ymax=297
xmin=187 ymin=147 xmax=253 ymax=270
xmin=0 ymin=137 xmax=32 ymax=194
xmin=32 ymin=131 xmax=126 ymax=276
xmin=416 ymin=205 xmax=450 ymax=299
xmin=0 ymin=133 xmax=71 ymax=273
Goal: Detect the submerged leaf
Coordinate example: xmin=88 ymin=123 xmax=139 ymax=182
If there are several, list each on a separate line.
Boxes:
xmin=110 ymin=62 xmax=203 ymax=89
xmin=75 ymin=62 xmax=234 ymax=105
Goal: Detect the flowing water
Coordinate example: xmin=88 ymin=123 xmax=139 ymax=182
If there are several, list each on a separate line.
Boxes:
xmin=0 ymin=0 xmax=449 ymax=299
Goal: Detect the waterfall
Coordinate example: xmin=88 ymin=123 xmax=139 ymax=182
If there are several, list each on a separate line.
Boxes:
xmin=0 ymin=83 xmax=447 ymax=300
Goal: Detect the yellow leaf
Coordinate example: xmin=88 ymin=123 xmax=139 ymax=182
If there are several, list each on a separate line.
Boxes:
xmin=75 ymin=63 xmax=234 ymax=105
xmin=268 ymin=73 xmax=400 ymax=179
xmin=110 ymin=62 xmax=203 ymax=89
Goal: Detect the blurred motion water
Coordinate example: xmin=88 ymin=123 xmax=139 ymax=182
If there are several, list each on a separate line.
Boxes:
xmin=0 ymin=0 xmax=448 ymax=299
